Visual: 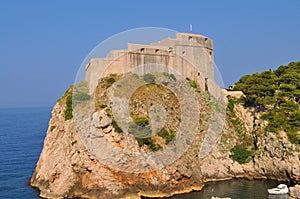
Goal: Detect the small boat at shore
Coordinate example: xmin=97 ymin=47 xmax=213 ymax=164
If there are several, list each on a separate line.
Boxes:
xmin=268 ymin=184 xmax=289 ymax=195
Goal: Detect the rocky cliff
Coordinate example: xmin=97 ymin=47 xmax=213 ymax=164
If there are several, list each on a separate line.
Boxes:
xmin=31 ymin=74 xmax=300 ymax=199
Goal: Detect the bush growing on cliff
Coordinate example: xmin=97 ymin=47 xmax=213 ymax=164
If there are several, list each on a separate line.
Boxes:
xmin=157 ymin=127 xmax=176 ymax=144
xmin=65 ymin=93 xmax=73 ymax=121
xmin=133 ymin=116 xmax=149 ymax=127
xmin=135 ymin=137 xmax=162 ymax=151
xmin=112 ymin=119 xmax=123 ymax=133
xmin=230 ymin=146 xmax=252 ymax=164
xmin=233 ymin=61 xmax=300 ymax=145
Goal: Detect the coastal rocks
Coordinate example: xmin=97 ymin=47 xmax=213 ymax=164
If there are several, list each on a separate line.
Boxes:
xmin=289 ymin=184 xmax=300 ymax=199
xmin=31 ymin=88 xmax=300 ymax=199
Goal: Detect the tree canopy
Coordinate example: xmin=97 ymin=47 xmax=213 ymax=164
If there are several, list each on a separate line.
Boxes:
xmin=233 ymin=61 xmax=300 ymax=144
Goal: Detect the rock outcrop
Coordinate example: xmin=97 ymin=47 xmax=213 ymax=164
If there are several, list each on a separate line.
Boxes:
xmin=289 ymin=184 xmax=300 ymax=199
xmin=31 ymin=78 xmax=300 ymax=198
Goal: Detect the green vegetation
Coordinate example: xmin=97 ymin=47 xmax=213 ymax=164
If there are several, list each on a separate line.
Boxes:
xmin=133 ymin=116 xmax=149 ymax=127
xmin=73 ymin=81 xmax=91 ymax=105
xmin=143 ymin=73 xmax=156 ymax=84
xmin=71 ymin=140 xmax=77 ymax=146
xmin=157 ymin=128 xmax=176 ymax=144
xmin=136 ymin=137 xmax=162 ymax=151
xmin=233 ymin=61 xmax=300 ymax=144
xmin=129 ymin=123 xmax=152 ymax=138
xmin=205 ymin=81 xmax=208 ymax=91
xmin=50 ymin=125 xmax=56 ymax=132
xmin=99 ymin=104 xmax=107 ymax=109
xmin=105 ymin=108 xmax=112 ymax=117
xmin=73 ymin=92 xmax=90 ymax=105
xmin=112 ymin=119 xmax=123 ymax=133
xmin=65 ymin=93 xmax=73 ymax=121
xmin=106 ymin=77 xmax=116 ymax=85
xmin=226 ymin=98 xmax=252 ymax=147
xmin=230 ymin=146 xmax=253 ymax=164
xmin=129 ymin=124 xmax=162 ymax=151
xmin=129 ymin=115 xmax=162 ymax=151
xmin=163 ymin=72 xmax=176 ymax=81
xmin=189 ymin=80 xmax=198 ymax=89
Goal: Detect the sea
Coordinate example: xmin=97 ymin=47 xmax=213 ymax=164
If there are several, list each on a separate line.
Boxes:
xmin=0 ymin=107 xmax=291 ymax=199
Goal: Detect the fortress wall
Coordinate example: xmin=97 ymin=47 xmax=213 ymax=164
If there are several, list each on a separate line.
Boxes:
xmin=86 ymin=58 xmax=113 ymax=93
xmin=85 ymin=32 xmax=217 ymax=95
xmin=207 ymin=78 xmax=226 ymax=102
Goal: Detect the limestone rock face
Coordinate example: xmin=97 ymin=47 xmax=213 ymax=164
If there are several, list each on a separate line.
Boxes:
xmin=31 ymin=89 xmax=300 ymax=199
xmin=92 ymin=110 xmax=112 ymax=129
xmin=289 ymin=184 xmax=300 ymax=199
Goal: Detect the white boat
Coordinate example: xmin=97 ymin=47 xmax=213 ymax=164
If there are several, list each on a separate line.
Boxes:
xmin=268 ymin=184 xmax=289 ymax=195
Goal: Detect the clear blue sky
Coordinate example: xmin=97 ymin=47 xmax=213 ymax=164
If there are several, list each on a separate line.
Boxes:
xmin=0 ymin=0 xmax=299 ymax=108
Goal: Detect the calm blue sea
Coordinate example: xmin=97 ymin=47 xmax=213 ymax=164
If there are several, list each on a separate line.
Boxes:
xmin=0 ymin=107 xmax=51 ymax=199
xmin=0 ymin=107 xmax=290 ymax=199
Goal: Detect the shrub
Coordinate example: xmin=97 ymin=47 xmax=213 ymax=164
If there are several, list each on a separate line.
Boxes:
xmin=71 ymin=140 xmax=77 ymax=146
xmin=50 ymin=126 xmax=56 ymax=132
xmin=99 ymin=104 xmax=107 ymax=109
xmin=112 ymin=119 xmax=123 ymax=133
xmin=230 ymin=146 xmax=252 ymax=164
xmin=128 ymin=123 xmax=152 ymax=138
xmin=157 ymin=128 xmax=176 ymax=144
xmin=189 ymin=80 xmax=198 ymax=89
xmin=135 ymin=137 xmax=162 ymax=151
xmin=169 ymin=74 xmax=176 ymax=81
xmin=143 ymin=73 xmax=156 ymax=84
xmin=65 ymin=94 xmax=73 ymax=121
xmin=228 ymin=98 xmax=235 ymax=113
xmin=287 ymin=131 xmax=300 ymax=145
xmin=106 ymin=77 xmax=116 ymax=85
xmin=133 ymin=116 xmax=149 ymax=127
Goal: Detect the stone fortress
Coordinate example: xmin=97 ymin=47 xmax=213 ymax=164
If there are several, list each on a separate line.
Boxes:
xmin=85 ymin=32 xmax=226 ymax=99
